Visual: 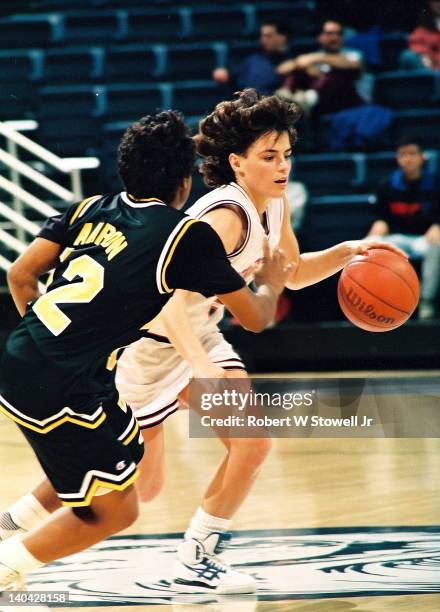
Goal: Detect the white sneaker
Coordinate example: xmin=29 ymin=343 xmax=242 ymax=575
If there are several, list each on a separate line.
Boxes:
xmin=172 ymin=533 xmax=256 ymax=594
xmin=0 ymin=513 xmax=25 ymax=541
xmin=0 ymin=561 xmax=26 ymax=591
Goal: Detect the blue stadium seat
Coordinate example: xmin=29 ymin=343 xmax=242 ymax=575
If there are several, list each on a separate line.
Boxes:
xmin=38 ymin=85 xmax=104 ymax=118
xmin=36 ymin=85 xmax=104 ymax=156
xmin=189 ymin=7 xmax=250 ymax=41
xmin=392 ymin=109 xmax=440 ymax=149
xmin=364 ymin=152 xmax=397 ymax=190
xmin=100 ymin=121 xmax=129 ymax=190
xmin=381 ymin=33 xmax=408 ymax=71
xmin=165 ymin=43 xmax=221 ymax=80
xmin=42 ymin=48 xmax=103 ymax=84
xmin=0 ymin=50 xmax=40 ymax=83
xmin=104 ymin=45 xmax=160 ymax=83
xmin=172 ymin=81 xmax=230 ymax=117
xmin=105 ymin=83 xmax=166 ymax=122
xmin=62 ymin=12 xmax=124 ymax=44
xmin=0 ymin=14 xmax=60 ymax=49
xmin=293 ymin=154 xmax=364 ymax=197
xmin=374 ymin=71 xmax=439 ymax=109
xmin=0 ymin=83 xmax=35 ymax=120
xmin=0 ymin=50 xmax=40 ymax=118
xmin=254 ymin=2 xmax=317 ymax=36
xmin=305 ymin=194 xmax=375 ymax=250
xmin=126 ymin=9 xmax=186 ymax=43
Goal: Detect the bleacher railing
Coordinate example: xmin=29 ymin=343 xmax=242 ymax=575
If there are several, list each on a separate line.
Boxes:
xmin=0 ymin=120 xmax=99 ymax=283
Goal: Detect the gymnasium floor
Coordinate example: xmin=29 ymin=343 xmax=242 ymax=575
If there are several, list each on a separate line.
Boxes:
xmin=0 ymin=370 xmax=439 ymax=611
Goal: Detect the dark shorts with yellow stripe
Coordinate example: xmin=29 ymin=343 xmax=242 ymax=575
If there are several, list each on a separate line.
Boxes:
xmin=0 ymin=350 xmax=144 ymax=507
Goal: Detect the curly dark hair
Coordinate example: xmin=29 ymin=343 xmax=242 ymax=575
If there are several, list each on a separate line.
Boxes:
xmin=196 ymin=89 xmax=301 ymax=188
xmin=117 ymin=110 xmax=196 ymax=202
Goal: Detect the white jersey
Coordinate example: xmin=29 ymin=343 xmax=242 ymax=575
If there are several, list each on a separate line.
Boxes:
xmin=149 ymin=181 xmax=284 ymax=337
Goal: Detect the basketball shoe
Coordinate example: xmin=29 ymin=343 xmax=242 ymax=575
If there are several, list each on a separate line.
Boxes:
xmin=172 ymin=532 xmax=256 ymax=594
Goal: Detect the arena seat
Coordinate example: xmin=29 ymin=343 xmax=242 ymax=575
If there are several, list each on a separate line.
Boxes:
xmin=0 ymin=49 xmax=40 ymax=119
xmin=363 ymin=152 xmax=399 ymax=190
xmin=374 ymin=71 xmax=439 ymax=109
xmin=189 ymin=7 xmax=251 ymax=41
xmin=104 ymin=45 xmax=160 ymax=83
xmin=392 ymin=109 xmax=440 ymax=149
xmin=41 ymin=48 xmax=104 ymax=84
xmin=172 ymin=81 xmax=231 ymax=116
xmin=105 ymin=83 xmax=167 ymax=121
xmin=165 ymin=43 xmax=222 ymax=80
xmin=380 ymin=33 xmax=408 ymax=71
xmin=0 ymin=13 xmax=60 ymax=49
xmin=100 ymin=121 xmax=129 ymax=189
xmin=62 ymin=12 xmax=124 ymax=44
xmin=126 ymin=9 xmax=186 ymax=43
xmin=36 ymin=85 xmax=104 ymax=156
xmin=304 ymin=194 xmax=376 ymax=251
xmin=293 ymin=154 xmax=364 ymax=197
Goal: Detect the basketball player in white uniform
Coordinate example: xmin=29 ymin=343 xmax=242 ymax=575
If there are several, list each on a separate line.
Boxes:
xmin=114 ymin=90 xmax=403 ymax=593
xmin=0 ymin=90 xmax=403 ymax=595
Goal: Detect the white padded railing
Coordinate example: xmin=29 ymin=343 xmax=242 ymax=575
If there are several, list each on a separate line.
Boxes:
xmin=0 ymin=120 xmax=100 ymax=281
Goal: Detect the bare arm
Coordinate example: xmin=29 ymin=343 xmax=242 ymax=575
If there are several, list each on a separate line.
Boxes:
xmin=278 ymin=198 xmax=406 ymax=290
xmin=218 ymin=240 xmax=293 ymax=332
xmin=7 ymin=238 xmax=61 ymax=316
xmin=159 ymin=289 xmax=225 ymax=378
xmin=316 ymin=52 xmax=362 ymax=71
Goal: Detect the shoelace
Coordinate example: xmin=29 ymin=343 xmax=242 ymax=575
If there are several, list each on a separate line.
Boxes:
xmin=205 ymin=554 xmax=229 ymax=573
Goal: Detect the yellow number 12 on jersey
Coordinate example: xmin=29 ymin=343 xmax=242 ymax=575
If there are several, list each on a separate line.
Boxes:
xmin=33 ymin=255 xmax=104 ymax=336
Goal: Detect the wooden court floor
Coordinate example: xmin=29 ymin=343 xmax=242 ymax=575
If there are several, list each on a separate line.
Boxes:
xmin=0 ymin=370 xmax=439 ymax=611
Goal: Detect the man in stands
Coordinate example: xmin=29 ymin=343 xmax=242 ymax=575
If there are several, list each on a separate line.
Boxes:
xmin=367 ymin=136 xmax=440 ymax=319
xmin=277 ymin=20 xmax=364 ymax=116
xmin=212 ymin=19 xmax=290 ymax=95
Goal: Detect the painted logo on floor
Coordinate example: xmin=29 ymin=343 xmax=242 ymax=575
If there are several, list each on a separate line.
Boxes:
xmin=28 ymin=527 xmax=440 ymax=606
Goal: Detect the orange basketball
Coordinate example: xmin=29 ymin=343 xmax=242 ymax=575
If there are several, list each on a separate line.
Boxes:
xmin=337 ymin=248 xmax=420 ymax=332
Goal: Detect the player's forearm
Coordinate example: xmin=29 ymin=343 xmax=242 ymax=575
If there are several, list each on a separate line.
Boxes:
xmin=159 ymin=291 xmax=212 ymax=368
xmin=7 ymin=269 xmax=40 ymax=316
xmin=286 ymin=243 xmax=355 ymax=290
xmin=319 ymin=54 xmax=362 ymax=70
xmin=243 ymin=285 xmax=279 ymax=332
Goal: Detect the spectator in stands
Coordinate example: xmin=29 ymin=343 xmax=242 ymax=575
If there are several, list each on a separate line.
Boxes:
xmin=367 ymin=136 xmax=440 ymax=319
xmin=400 ymin=0 xmax=440 ymax=71
xmin=212 ymin=19 xmax=290 ymax=95
xmin=276 ymin=20 xmax=365 ymax=116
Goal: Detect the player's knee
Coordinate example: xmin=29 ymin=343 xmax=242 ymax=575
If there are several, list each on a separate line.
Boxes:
xmin=233 ymin=437 xmax=272 ymax=467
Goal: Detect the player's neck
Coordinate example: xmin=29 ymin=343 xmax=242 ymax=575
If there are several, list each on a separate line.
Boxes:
xmin=234 ymin=180 xmax=270 ymax=216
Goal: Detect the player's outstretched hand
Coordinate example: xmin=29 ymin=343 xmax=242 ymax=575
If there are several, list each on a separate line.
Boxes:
xmin=254 ymin=238 xmax=295 ymax=294
xmin=342 ymin=239 xmax=408 ymax=264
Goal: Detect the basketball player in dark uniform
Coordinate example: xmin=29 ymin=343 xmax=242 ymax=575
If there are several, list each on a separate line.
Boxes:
xmin=0 ymin=111 xmax=291 ymax=589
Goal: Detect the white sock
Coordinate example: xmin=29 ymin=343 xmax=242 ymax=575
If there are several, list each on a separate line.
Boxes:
xmin=7 ymin=494 xmax=50 ymax=532
xmin=0 ymin=535 xmax=43 ymax=575
xmin=185 ymin=507 xmax=231 ymax=542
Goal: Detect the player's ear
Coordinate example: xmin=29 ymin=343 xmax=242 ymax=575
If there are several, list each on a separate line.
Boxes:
xmin=229 ymin=153 xmax=242 ymax=177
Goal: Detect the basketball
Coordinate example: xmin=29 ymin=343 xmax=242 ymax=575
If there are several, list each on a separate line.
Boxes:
xmin=337 ymin=248 xmax=420 ymax=332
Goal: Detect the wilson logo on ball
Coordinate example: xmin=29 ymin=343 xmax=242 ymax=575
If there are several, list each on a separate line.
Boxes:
xmin=345 ymin=287 xmax=396 ymax=324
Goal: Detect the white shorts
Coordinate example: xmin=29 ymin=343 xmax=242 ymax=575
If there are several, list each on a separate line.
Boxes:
xmin=115 ymin=331 xmax=245 ymax=429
